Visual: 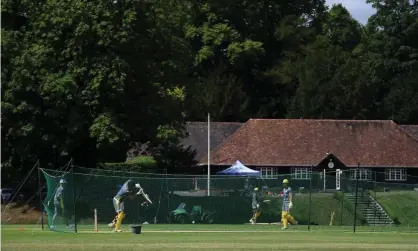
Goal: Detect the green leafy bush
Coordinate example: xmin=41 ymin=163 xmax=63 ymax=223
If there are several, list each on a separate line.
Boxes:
xmin=100 ymin=156 xmax=157 ymax=172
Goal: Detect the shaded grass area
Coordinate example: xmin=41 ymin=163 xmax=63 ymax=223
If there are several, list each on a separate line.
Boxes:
xmin=2 ymin=225 xmax=418 ymax=251
xmin=373 ymin=191 xmax=418 ymax=226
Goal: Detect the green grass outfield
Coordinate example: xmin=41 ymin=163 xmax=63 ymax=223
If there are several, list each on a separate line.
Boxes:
xmin=3 ymin=224 xmax=418 ymax=251
xmin=374 ymin=191 xmax=418 ymax=226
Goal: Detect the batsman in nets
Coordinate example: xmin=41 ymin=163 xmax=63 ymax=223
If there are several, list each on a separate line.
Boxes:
xmin=108 ymin=179 xmax=152 ymax=232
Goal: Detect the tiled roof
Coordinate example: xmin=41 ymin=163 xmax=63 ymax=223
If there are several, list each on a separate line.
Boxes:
xmin=180 ymin=122 xmax=243 ymax=161
xmin=199 ymin=119 xmax=418 ymax=167
xmin=399 ymin=125 xmax=418 ymax=141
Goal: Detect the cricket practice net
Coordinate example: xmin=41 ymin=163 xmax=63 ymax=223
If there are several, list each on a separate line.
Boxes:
xmin=41 ymin=167 xmax=418 ymax=233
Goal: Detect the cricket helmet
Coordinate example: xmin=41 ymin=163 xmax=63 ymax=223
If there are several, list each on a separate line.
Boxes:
xmin=282 ymin=179 xmax=289 ymax=184
xmin=126 ymin=179 xmax=136 ymax=189
xmin=59 ymin=179 xmax=67 ymax=184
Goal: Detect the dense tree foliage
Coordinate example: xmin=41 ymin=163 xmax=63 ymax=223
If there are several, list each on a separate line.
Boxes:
xmin=2 ymin=0 xmax=418 ymax=179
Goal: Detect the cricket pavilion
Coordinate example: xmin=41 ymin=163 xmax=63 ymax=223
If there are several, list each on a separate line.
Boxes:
xmin=181 ymin=119 xmax=418 ymax=191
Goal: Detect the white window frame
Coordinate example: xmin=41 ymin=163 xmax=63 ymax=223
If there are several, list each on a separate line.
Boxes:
xmin=385 ymin=169 xmax=407 ymax=181
xmin=259 ymin=167 xmax=278 ymax=179
xmin=350 ymin=168 xmax=372 ymax=181
xmin=291 ymin=168 xmax=312 ymax=180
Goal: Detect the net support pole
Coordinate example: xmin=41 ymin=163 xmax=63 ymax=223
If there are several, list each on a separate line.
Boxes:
xmin=373 ymin=171 xmax=377 ymax=228
xmin=353 ymin=163 xmax=360 ymax=233
xmin=308 ymin=164 xmax=313 ymax=231
xmin=94 ymin=208 xmax=98 ymax=232
xmin=207 ymin=113 xmax=210 ymax=196
xmin=340 ymin=190 xmax=344 ymax=225
xmin=72 ymin=167 xmax=78 ymax=233
xmin=37 ymin=162 xmax=44 ymax=230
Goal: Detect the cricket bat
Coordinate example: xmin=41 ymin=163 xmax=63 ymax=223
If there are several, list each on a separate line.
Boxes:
xmin=142 ymin=193 xmax=153 ymax=204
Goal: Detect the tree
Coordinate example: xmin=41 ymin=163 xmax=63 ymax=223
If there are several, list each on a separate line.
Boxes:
xmin=282 ymin=1 xmax=418 ymax=122
xmin=322 ymin=4 xmax=363 ymax=51
xmin=365 ymin=0 xmax=418 ymax=123
xmin=1 ymin=0 xmax=193 ymax=180
xmin=185 ymin=63 xmax=248 ymax=121
xmin=183 ymin=0 xmax=327 ymax=120
xmin=272 ymin=4 xmax=365 ymax=119
xmin=3 ymin=0 xmax=417 ymax=184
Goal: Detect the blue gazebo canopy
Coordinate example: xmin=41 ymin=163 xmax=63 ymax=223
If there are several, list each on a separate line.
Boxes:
xmin=217 ymin=160 xmax=260 ymax=176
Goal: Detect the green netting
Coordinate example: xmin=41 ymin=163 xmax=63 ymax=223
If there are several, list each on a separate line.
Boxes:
xmin=42 ymin=169 xmax=76 ymax=232
xmin=40 ymin=168 xmax=418 ymax=233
